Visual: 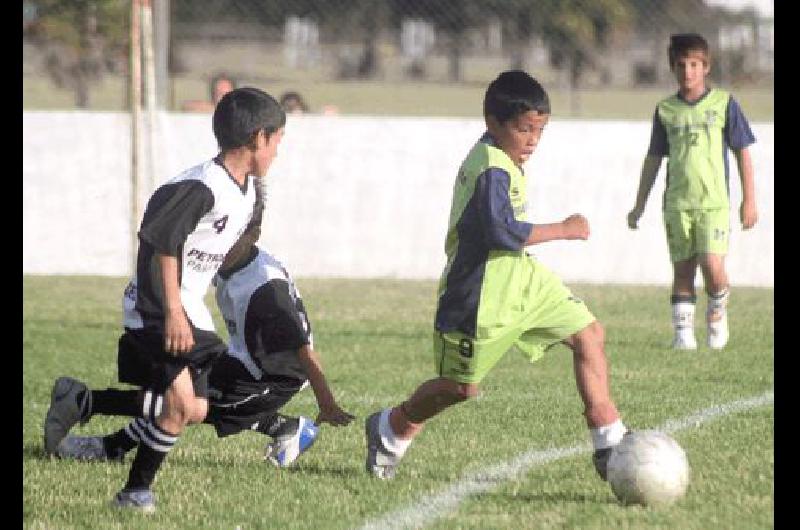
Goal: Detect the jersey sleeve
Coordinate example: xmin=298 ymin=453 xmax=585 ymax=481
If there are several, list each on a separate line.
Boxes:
xmin=244 ymin=280 xmax=310 ymax=364
xmin=646 ymin=108 xmax=669 ymax=157
xmin=725 ymin=97 xmax=756 ymax=150
xmin=138 ymin=181 xmax=216 ymax=256
xmin=476 ymin=167 xmax=533 ymax=251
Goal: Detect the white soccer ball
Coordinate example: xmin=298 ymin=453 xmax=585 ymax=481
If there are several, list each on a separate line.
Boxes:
xmin=606 ymin=430 xmax=690 ymax=506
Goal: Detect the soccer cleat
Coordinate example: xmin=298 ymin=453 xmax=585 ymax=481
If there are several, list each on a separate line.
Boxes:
xmin=365 ymin=411 xmax=403 ymax=480
xmin=44 ymin=376 xmax=91 ymax=455
xmin=707 ymin=310 xmax=729 ymax=349
xmin=671 ymin=330 xmax=697 ymax=350
xmin=56 ymin=435 xmax=124 ymax=462
xmin=112 ymin=488 xmax=156 ymax=513
xmin=593 ymin=430 xmax=632 ymax=481
xmin=592 ymin=447 xmax=613 ymax=481
xmin=265 ymin=416 xmax=319 ymax=467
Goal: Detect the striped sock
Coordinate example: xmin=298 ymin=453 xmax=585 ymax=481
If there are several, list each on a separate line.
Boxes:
xmin=123 ymin=420 xmax=178 ymax=491
xmin=102 ymin=417 xmax=148 ymax=457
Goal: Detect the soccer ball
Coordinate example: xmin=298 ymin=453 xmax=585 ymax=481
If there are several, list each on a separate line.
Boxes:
xmin=606 ymin=430 xmax=690 ymax=506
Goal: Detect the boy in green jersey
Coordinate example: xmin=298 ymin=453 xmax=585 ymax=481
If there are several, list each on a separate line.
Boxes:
xmin=627 ymin=33 xmax=758 ymax=350
xmin=364 ymin=70 xmax=628 ymax=481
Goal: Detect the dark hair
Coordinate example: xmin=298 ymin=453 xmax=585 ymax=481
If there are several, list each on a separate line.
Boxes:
xmin=209 ymin=72 xmax=236 ymax=100
xmin=212 ymin=87 xmax=286 ymax=151
xmin=279 ymin=91 xmax=308 ymax=112
xmin=484 ymin=70 xmax=550 ymax=124
xmin=668 ymin=33 xmax=709 ymax=68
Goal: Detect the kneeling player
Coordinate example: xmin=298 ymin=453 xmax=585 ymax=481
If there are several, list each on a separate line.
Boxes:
xmin=44 ymin=230 xmax=354 ymax=466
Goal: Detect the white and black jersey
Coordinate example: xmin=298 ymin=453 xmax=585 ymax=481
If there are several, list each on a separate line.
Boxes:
xmin=214 ymin=246 xmax=312 ymax=382
xmin=123 ymin=157 xmax=256 ymax=332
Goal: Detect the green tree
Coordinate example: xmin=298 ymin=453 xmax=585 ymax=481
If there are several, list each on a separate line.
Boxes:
xmin=25 ymin=0 xmax=128 ymax=108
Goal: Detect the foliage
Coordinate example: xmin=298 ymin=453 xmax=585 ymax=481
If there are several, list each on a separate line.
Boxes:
xmin=25 ymin=0 xmax=129 ymax=108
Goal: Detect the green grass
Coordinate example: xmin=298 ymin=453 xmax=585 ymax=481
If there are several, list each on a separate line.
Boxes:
xmin=22 ymin=74 xmax=774 ymax=121
xmin=23 ymin=277 xmax=773 ymax=529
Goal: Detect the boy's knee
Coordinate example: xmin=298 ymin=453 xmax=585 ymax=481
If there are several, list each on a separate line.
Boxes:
xmin=189 ymin=398 xmax=209 ymax=424
xmin=162 ymin=394 xmax=198 ymax=427
xmin=453 ymin=382 xmax=480 ymax=401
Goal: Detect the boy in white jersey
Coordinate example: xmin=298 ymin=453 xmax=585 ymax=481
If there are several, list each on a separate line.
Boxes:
xmin=43 ymin=87 xmax=286 ymax=512
xmin=46 ymin=225 xmax=354 ymax=468
xmin=627 ymin=33 xmax=758 ymax=350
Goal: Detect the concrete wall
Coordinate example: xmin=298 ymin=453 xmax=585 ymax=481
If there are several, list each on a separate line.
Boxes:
xmin=23 ymin=111 xmax=774 ymax=286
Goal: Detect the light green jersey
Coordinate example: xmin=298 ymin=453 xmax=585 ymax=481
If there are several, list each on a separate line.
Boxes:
xmin=657 ymin=88 xmax=731 ymax=210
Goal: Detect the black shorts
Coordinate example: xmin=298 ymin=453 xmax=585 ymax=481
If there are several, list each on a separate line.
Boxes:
xmin=206 ymin=354 xmax=306 ymax=438
xmin=117 ymin=326 xmax=227 ymax=397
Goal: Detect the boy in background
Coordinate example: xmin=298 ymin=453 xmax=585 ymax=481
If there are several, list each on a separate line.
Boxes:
xmin=364 ymin=70 xmax=629 ymax=481
xmin=627 ymin=33 xmax=758 ymax=350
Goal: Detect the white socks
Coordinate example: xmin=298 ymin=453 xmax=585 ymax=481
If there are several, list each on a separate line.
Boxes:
xmin=590 ymin=419 xmax=627 ymax=450
xmin=379 ymin=408 xmax=412 ymax=456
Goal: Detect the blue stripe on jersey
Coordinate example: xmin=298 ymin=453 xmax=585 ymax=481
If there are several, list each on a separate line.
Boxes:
xmin=722 ymin=96 xmax=757 ymax=191
xmin=435 ymin=162 xmax=532 ymax=336
xmin=478 ymin=168 xmax=533 ymax=250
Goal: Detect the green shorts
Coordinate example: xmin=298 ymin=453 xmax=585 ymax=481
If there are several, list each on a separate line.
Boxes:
xmin=432 ymin=262 xmax=595 ymax=384
xmin=664 ymin=208 xmax=729 ymax=262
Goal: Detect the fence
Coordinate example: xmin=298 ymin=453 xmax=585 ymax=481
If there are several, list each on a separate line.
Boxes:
xmin=23 ymin=0 xmax=774 ymax=116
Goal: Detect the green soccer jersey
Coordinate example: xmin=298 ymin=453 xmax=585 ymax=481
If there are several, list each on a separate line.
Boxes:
xmin=434 ymin=134 xmax=534 ymax=339
xmin=656 ymin=88 xmax=731 ymax=210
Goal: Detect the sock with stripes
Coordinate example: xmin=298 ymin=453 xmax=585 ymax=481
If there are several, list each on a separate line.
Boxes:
xmin=123 ymin=420 xmax=178 ymax=491
xmin=103 ymin=417 xmax=149 ymax=458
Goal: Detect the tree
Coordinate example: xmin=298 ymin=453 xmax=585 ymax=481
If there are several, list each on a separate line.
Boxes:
xmin=25 ymin=0 xmax=128 ymax=108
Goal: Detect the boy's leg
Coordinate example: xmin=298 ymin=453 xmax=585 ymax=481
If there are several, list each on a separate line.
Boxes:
xmin=698 ymin=252 xmax=730 ymax=349
xmin=562 ymin=321 xmax=628 ymax=480
xmin=671 ymin=258 xmax=698 ymax=350
xmin=665 ymin=209 xmax=699 ymax=349
xmin=366 ymin=333 xmax=488 ymax=479
xmin=115 ymin=367 xmax=196 ymax=510
xmin=366 ymin=378 xmax=479 ymax=479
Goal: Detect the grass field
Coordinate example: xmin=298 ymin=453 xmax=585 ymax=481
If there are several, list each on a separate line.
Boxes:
xmin=23 ymin=276 xmax=774 ymax=530
xmin=21 ymin=74 xmax=774 ymax=122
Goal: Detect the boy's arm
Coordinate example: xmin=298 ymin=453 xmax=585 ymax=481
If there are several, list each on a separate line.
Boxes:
xmin=627 ymin=155 xmax=662 ymax=229
xmin=524 ymin=214 xmax=589 ymax=245
xmin=158 ymin=253 xmax=195 ymax=355
xmin=734 ymin=147 xmax=758 ymax=229
xmin=297 ymin=345 xmax=355 ymax=426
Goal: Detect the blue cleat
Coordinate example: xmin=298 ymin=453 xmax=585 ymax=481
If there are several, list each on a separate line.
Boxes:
xmin=265 ymin=416 xmax=319 ymax=467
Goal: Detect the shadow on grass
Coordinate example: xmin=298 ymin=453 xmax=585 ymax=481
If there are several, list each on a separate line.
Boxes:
xmin=285 ymin=461 xmax=362 ymax=479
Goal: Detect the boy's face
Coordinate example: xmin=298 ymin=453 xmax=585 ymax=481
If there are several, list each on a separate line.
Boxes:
xmin=672 ymin=51 xmax=709 ymax=94
xmin=487 ymin=110 xmax=549 ymax=166
xmin=252 ymin=127 xmax=285 ymax=177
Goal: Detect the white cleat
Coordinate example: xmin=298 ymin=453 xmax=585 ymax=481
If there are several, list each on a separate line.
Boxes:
xmin=671 ymin=330 xmax=697 ymax=350
xmin=365 ymin=411 xmax=403 ymax=479
xmin=707 ymin=311 xmax=729 ymax=349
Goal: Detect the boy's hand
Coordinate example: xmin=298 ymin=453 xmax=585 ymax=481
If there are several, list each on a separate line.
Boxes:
xmin=315 ymin=404 xmax=356 ymax=427
xmin=740 ymin=200 xmax=758 ymax=230
xmin=562 ymin=214 xmax=589 ymax=240
xmin=164 ymin=309 xmax=194 ymax=355
xmin=627 ymin=207 xmax=643 ymax=229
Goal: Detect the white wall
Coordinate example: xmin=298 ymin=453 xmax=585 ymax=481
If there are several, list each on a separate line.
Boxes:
xmin=22 ymin=111 xmax=774 ymax=286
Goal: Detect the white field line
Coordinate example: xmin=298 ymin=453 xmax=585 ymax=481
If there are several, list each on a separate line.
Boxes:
xmin=357 ymin=390 xmax=774 ymax=530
